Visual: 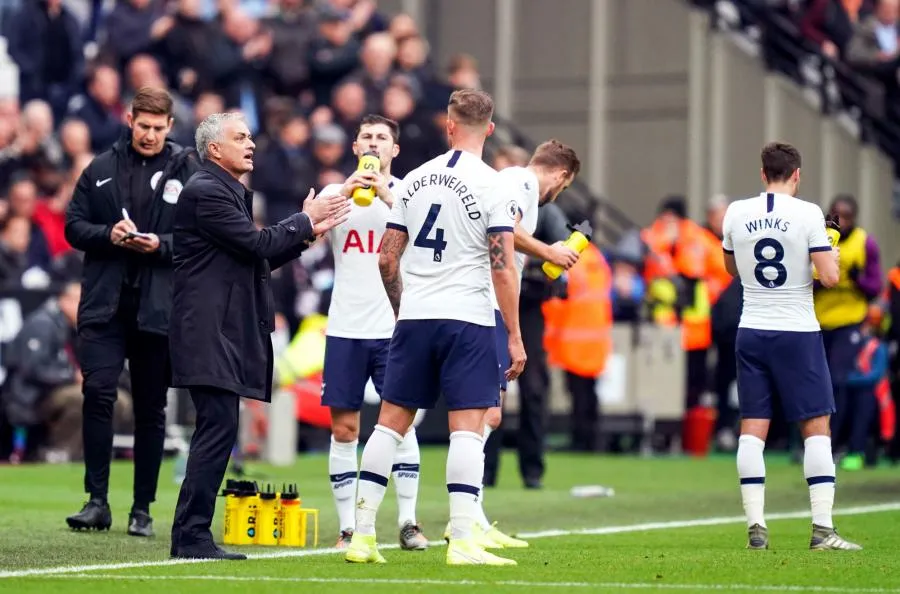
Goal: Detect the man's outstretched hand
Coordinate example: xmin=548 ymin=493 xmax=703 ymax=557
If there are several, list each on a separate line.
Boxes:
xmin=303 ymin=189 xmax=351 ymax=235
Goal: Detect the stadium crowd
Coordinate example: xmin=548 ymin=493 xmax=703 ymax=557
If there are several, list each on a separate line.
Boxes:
xmin=0 ymin=0 xmax=898 ymax=479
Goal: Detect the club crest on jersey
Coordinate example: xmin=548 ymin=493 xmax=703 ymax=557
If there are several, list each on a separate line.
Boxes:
xmin=162 ymin=179 xmax=183 ymax=204
xmin=506 ymin=200 xmax=518 ymax=220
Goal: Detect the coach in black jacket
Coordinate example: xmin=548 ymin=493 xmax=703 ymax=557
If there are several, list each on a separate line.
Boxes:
xmin=64 ymin=88 xmax=200 ymax=537
xmin=169 ymin=112 xmax=349 ymax=560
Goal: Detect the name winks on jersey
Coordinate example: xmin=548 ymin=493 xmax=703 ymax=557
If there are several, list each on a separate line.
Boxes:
xmin=404 ymin=173 xmax=482 ymax=220
xmin=745 ymin=217 xmax=791 ymax=234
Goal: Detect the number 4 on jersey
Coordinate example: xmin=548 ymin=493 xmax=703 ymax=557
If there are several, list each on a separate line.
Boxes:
xmin=414 ymin=203 xmax=448 ymax=262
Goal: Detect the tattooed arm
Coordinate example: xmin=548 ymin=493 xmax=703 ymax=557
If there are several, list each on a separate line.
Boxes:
xmin=489 ymin=229 xmax=526 ymax=380
xmin=378 ymin=228 xmax=408 ymax=318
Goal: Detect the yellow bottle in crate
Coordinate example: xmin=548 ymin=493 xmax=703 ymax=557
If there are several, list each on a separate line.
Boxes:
xmin=256 ymin=485 xmax=281 ymax=546
xmin=235 ymin=481 xmax=260 ymax=545
xmin=351 ymin=151 xmax=380 ymax=207
xmin=542 ymin=220 xmax=594 ymax=280
xmin=278 ymin=483 xmax=303 ymax=547
xmin=221 ymin=483 xmax=241 ymax=545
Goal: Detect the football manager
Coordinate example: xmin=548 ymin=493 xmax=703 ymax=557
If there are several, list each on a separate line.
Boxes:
xmin=168 ymin=112 xmax=351 ymax=560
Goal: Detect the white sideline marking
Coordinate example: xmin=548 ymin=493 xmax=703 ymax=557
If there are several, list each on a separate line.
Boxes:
xmin=28 ymin=575 xmax=900 ymax=592
xmin=1 ymin=501 xmax=898 ymax=580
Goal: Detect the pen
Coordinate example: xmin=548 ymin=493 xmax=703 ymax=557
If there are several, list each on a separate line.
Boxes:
xmin=122 ymin=208 xmax=131 ymax=221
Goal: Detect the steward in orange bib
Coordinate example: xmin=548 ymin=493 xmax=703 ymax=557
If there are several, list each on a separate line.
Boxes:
xmin=542 ymin=242 xmax=612 ymax=451
xmin=641 ymin=196 xmax=716 ymax=409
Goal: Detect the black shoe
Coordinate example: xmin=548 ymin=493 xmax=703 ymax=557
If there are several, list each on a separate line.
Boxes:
xmin=127 ymin=509 xmax=154 ymax=537
xmin=523 ymin=478 xmax=543 ymax=490
xmin=171 ymin=544 xmax=247 ymax=560
xmin=66 ymin=498 xmax=112 ymax=531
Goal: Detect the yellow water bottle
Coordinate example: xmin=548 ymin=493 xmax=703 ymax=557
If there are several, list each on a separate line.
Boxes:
xmin=235 ymin=481 xmax=260 ymax=545
xmin=278 ymin=483 xmax=303 ymax=547
xmin=255 ymin=484 xmax=281 ymax=546
xmin=542 ymin=220 xmax=594 ymax=280
xmin=221 ymin=482 xmax=240 ymax=545
xmin=352 ymin=150 xmax=380 ymax=207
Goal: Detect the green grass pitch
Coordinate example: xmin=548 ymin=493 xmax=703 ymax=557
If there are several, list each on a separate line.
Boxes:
xmin=1 ymin=448 xmax=899 ymax=593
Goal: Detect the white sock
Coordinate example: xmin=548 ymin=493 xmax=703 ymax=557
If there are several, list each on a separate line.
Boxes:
xmin=393 ymin=428 xmax=421 ymax=528
xmin=447 ymin=431 xmax=484 ymax=540
xmin=473 ymin=425 xmax=493 ymax=530
xmin=328 ymin=436 xmax=358 ymax=532
xmin=355 ymin=425 xmax=403 ymax=536
xmin=804 ymin=435 xmax=836 ymax=529
xmin=736 ymin=434 xmax=767 ymax=528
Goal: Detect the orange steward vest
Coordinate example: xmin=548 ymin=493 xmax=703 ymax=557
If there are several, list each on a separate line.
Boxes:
xmin=542 ymin=244 xmax=612 ymax=378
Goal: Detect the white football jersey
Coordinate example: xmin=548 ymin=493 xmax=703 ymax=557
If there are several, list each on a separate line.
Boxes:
xmin=388 ymin=149 xmax=516 ymax=326
xmin=323 ymin=177 xmax=401 ymax=339
xmin=722 ymin=192 xmax=831 ymax=332
xmin=488 ymin=166 xmax=540 ymax=310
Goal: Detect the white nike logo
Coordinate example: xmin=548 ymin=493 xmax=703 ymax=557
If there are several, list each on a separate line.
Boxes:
xmin=96 ymin=178 xmax=112 ymax=187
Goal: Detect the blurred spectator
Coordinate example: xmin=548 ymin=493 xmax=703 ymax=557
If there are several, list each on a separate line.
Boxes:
xmin=346 ymin=32 xmax=397 ymax=113
xmin=171 ymin=90 xmax=225 ymax=147
xmin=492 ymin=145 xmax=531 ymax=171
xmin=251 ymin=110 xmax=316 ymax=224
xmin=155 ymin=0 xmax=215 ymax=99
xmin=607 ymin=229 xmax=646 ymax=323
xmin=100 ymin=0 xmax=169 ymax=69
xmin=388 ymin=12 xmax=419 ymax=41
xmin=263 ymin=0 xmax=317 ymax=98
xmin=801 ymin=0 xmax=871 ymax=59
xmin=67 ymin=64 xmax=127 ymax=154
xmin=308 ymin=5 xmax=361 ymax=106
xmin=4 ymin=0 xmax=85 ymax=122
xmin=58 ymin=118 xmax=92 ymax=168
xmin=381 ymin=79 xmax=446 ymax=178
xmin=206 ymin=7 xmax=270 ymax=130
xmin=34 ymin=153 xmax=92 ymax=259
xmin=6 ymin=175 xmax=52 ymax=272
xmin=331 ymin=81 xmax=367 ymax=150
xmin=0 ymin=282 xmax=126 ymax=463
xmin=447 ymin=53 xmax=482 ymax=90
xmin=1 ymin=99 xmax=64 ymax=194
xmin=841 ymin=304 xmax=889 ymax=470
xmin=327 ymin=0 xmax=388 ymax=40
xmin=318 ymin=167 xmax=346 ymax=189
xmin=311 ymin=122 xmax=353 ymax=176
xmin=0 ymin=215 xmax=32 ymax=283
xmin=124 ymin=54 xmax=193 ymax=140
xmin=846 ymin=0 xmax=900 ymax=110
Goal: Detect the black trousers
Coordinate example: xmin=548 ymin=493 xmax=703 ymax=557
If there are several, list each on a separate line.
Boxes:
xmin=713 ymin=333 xmax=738 ymax=433
xmin=78 ymin=291 xmax=170 ymax=508
xmin=171 ymin=387 xmax=239 ymax=553
xmin=568 ymin=371 xmax=599 ymax=451
xmin=484 ymin=299 xmax=549 ymax=485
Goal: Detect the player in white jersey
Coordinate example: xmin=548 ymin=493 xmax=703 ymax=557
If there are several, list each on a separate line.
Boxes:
xmin=458 ymin=140 xmax=583 ymax=550
xmin=317 ymin=115 xmax=428 ymax=551
xmin=346 ymin=89 xmax=524 ymax=567
xmin=722 ymin=142 xmax=861 ymax=551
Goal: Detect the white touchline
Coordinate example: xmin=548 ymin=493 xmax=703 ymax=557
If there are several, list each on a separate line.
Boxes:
xmin=25 ymin=575 xmax=900 ymax=593
xmin=2 ymin=501 xmax=898 ymax=580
